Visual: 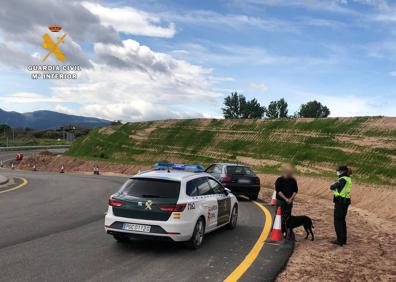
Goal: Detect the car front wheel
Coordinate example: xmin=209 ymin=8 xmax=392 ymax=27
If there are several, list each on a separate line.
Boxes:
xmin=187 ymin=217 xmax=205 ymax=249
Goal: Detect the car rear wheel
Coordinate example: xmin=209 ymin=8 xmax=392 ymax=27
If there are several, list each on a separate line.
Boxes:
xmin=187 ymin=217 xmax=205 ymax=249
xmin=227 ymin=205 xmax=238 ymax=229
xmin=113 ymin=234 xmax=130 ymax=243
xmin=250 ymin=193 xmax=259 ymax=201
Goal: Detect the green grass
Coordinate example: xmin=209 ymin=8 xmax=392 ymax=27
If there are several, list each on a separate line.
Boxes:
xmin=67 ymin=117 xmax=396 ymax=186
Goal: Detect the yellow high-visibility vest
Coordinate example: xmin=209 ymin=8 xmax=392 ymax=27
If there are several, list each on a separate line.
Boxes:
xmin=334 ymin=176 xmax=352 ymax=199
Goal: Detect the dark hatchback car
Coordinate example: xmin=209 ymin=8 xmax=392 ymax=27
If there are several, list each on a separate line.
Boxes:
xmin=205 ymin=163 xmax=260 ymax=200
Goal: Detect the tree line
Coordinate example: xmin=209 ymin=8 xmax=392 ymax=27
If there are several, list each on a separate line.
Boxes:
xmin=222 ymin=92 xmax=330 ymax=119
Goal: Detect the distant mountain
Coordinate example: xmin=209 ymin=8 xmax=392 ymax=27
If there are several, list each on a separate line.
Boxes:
xmin=0 ymin=108 xmax=111 ymax=130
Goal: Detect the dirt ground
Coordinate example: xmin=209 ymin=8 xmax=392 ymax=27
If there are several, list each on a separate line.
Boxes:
xmin=18 ymin=155 xmax=396 ymax=281
xmin=259 ymin=175 xmax=396 ymax=282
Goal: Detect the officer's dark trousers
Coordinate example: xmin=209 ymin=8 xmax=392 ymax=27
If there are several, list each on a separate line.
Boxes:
xmin=277 ymin=200 xmax=293 ymax=234
xmin=334 ymin=200 xmax=349 ymax=244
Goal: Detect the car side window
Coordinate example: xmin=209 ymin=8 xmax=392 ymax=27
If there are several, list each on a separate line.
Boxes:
xmin=208 ymin=178 xmax=225 ymax=194
xmin=205 ymin=165 xmax=216 ymax=173
xmin=213 ymin=165 xmax=222 ymax=174
xmin=186 ymin=179 xmax=200 ymax=196
xmin=197 ymin=177 xmax=215 ymax=196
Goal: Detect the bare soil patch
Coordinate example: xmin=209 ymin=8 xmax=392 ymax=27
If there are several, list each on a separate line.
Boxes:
xmin=19 ymin=155 xmax=149 ymax=176
xmin=98 ymin=126 xmax=119 ymax=135
xmin=336 ymin=135 xmax=396 ymax=149
xmin=129 ymin=127 xmax=156 ymax=141
xmin=364 ymin=117 xmax=396 ymax=131
xmin=237 ymin=156 xmax=281 ymax=166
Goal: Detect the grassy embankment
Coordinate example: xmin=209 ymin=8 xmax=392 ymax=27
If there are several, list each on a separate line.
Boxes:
xmin=67 ymin=117 xmax=396 ymax=186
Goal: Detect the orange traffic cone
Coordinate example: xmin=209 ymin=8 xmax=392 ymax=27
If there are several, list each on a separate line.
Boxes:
xmin=60 ymin=165 xmax=65 ymax=173
xmin=269 ymin=207 xmax=282 ymax=241
xmin=270 ymin=190 xmax=277 ymax=206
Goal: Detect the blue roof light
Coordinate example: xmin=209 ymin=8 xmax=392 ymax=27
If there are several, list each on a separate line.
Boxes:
xmin=153 ymin=163 xmax=205 ymax=172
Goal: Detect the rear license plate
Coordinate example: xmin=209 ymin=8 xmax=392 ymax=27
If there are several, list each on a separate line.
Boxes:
xmin=122 ymin=223 xmax=151 ymax=233
xmin=238 ymin=179 xmax=250 ymax=184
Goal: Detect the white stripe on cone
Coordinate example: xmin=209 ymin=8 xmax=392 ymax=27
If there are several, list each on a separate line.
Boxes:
xmin=269 ymin=207 xmax=282 ymax=241
xmin=270 ymin=191 xmax=277 ymax=206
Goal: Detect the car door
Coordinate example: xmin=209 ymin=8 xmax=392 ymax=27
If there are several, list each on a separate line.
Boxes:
xmin=196 ymin=177 xmax=218 ymax=231
xmin=208 ymin=178 xmax=231 ymax=227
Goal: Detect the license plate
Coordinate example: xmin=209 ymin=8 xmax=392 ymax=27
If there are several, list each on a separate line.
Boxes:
xmin=238 ymin=179 xmax=250 ymax=184
xmin=122 ymin=223 xmax=151 ymax=233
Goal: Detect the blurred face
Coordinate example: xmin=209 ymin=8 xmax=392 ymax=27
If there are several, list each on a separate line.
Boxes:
xmin=283 ymin=166 xmax=294 ymax=178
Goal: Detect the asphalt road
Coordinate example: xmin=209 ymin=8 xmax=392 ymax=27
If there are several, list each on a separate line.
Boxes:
xmin=0 ymin=162 xmax=292 ymax=281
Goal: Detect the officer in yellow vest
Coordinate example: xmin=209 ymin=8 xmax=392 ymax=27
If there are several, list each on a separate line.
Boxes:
xmin=330 ymin=165 xmax=352 ymax=246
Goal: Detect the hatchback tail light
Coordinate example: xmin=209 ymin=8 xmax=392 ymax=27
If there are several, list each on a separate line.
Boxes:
xmin=255 ymin=177 xmax=260 ymax=185
xmin=221 ymin=175 xmax=232 ymax=183
xmin=109 ymin=198 xmax=124 ymax=207
xmin=158 ymin=203 xmax=186 ymax=212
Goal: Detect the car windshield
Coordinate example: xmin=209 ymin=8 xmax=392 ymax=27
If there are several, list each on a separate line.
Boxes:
xmin=119 ymin=178 xmax=181 ymax=198
xmin=226 ymin=166 xmax=254 ymax=175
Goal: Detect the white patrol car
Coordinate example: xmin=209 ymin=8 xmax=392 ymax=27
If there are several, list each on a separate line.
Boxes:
xmin=105 ymin=164 xmax=238 ymax=249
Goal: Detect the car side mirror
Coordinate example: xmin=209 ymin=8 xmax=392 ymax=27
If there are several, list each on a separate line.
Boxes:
xmin=224 ymin=187 xmax=231 ymax=195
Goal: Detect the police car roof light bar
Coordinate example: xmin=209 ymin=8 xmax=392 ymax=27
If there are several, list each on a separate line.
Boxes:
xmin=153 ymin=162 xmax=205 ymax=172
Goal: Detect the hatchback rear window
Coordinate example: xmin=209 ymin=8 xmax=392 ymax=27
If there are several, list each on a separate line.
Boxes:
xmin=226 ymin=166 xmax=255 ymax=175
xmin=119 ymin=178 xmax=181 ymax=198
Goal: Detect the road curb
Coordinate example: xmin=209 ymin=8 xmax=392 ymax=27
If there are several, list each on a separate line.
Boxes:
xmin=0 ymin=177 xmax=28 ymax=194
xmin=245 ymin=199 xmax=294 ymax=282
xmin=0 ymin=175 xmax=9 ymax=185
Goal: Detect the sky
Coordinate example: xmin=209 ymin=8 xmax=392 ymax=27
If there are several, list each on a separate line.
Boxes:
xmin=0 ymin=0 xmax=395 ymax=121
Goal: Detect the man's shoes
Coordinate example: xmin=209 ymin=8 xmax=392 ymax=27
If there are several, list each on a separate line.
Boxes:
xmin=330 ymin=240 xmax=344 ymax=246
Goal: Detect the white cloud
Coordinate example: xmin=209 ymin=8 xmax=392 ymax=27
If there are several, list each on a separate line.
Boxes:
xmin=174 ymin=42 xmax=338 ymax=67
xmin=0 ymin=92 xmax=62 ymax=104
xmin=46 ymin=39 xmax=222 ymax=121
xmin=54 ymin=104 xmax=77 ymax=115
xmin=294 ymin=91 xmax=395 ymax=117
xmin=82 ymin=2 xmax=176 ymax=38
xmin=250 ymin=82 xmax=269 ymax=94
xmin=231 ymin=0 xmax=354 ymax=14
xmin=164 ymin=10 xmax=297 ymax=33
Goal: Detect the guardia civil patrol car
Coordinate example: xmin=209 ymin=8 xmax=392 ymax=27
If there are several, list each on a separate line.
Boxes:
xmin=105 ymin=163 xmax=238 ymax=249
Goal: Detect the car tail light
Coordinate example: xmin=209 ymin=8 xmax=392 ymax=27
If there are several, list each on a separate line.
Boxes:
xmin=109 ymin=198 xmax=124 ymax=207
xmin=255 ymin=177 xmax=260 ymax=185
xmin=158 ymin=203 xmax=186 ymax=212
xmin=221 ymin=175 xmax=232 ymax=183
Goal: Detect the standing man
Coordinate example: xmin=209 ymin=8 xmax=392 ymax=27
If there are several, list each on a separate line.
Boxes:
xmin=275 ymin=164 xmax=298 ymax=236
xmin=330 ymin=165 xmax=352 ymax=246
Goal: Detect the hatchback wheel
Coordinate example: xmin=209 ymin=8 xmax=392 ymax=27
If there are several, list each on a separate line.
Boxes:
xmin=227 ymin=205 xmax=238 ymax=229
xmin=187 ymin=218 xmax=205 ymax=249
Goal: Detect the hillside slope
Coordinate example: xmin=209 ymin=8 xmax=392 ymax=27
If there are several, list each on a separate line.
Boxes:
xmin=0 ymin=108 xmax=111 ymax=129
xmin=67 ymin=117 xmax=396 ymax=186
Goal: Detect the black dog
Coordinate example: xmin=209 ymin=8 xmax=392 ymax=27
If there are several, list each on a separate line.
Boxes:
xmin=286 ymin=215 xmax=314 ymax=241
